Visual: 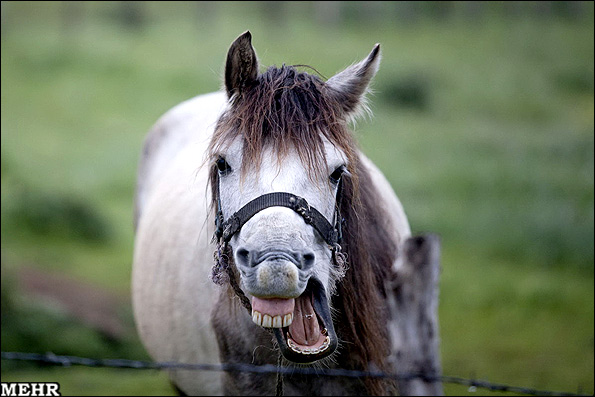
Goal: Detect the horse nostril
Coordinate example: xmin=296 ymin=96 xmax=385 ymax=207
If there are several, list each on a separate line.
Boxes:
xmin=302 ymin=251 xmax=316 ymax=269
xmin=236 ymin=248 xmax=251 ymax=267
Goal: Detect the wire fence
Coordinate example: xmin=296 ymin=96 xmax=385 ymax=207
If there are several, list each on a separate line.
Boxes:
xmin=1 ymin=351 xmax=589 ymax=396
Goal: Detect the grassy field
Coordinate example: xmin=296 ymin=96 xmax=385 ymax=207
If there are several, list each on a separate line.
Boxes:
xmin=1 ymin=2 xmax=593 ymax=395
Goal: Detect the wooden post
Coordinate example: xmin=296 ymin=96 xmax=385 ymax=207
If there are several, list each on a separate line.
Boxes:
xmin=386 ymin=234 xmax=443 ymax=396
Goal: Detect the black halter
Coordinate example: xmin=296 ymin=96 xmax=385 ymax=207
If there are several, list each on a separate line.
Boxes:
xmin=214 ymin=179 xmax=344 ymax=247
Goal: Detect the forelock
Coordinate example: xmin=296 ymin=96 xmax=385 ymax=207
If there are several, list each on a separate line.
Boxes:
xmin=209 ymin=65 xmax=359 ymax=182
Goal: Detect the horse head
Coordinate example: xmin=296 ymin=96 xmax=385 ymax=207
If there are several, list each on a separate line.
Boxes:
xmin=209 ymin=31 xmax=381 ymax=364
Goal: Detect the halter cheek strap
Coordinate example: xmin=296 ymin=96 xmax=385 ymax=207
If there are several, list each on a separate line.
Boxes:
xmin=215 ymin=179 xmax=344 ymax=247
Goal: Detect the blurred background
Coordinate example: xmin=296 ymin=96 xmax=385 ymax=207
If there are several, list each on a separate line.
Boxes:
xmin=1 ymin=1 xmax=593 ymax=395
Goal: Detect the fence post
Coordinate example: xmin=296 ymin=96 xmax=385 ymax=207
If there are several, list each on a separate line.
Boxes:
xmin=386 ymin=234 xmax=443 ymax=396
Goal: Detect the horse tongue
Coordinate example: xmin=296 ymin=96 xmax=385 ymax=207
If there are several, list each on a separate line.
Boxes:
xmin=289 ymin=294 xmax=320 ymax=346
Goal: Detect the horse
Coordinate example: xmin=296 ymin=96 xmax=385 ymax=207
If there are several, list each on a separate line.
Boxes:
xmin=132 ymin=31 xmax=410 ymax=395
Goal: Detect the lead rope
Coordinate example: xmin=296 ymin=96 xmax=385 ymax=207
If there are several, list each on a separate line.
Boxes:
xmin=276 ymin=354 xmax=284 ymax=396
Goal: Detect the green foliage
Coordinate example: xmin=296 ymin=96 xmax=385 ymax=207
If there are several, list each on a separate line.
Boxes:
xmin=4 ymin=186 xmax=111 ymax=243
xmin=379 ymin=73 xmax=430 ymax=111
xmin=1 ymin=2 xmax=593 ymax=395
xmin=0 ymin=266 xmax=149 ymax=367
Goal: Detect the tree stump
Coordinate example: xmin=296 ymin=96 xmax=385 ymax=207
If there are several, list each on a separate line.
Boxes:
xmin=386 ymin=234 xmax=443 ymax=396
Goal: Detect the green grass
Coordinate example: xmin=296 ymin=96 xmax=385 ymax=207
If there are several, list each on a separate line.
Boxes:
xmin=0 ymin=367 xmax=176 ymax=396
xmin=440 ymin=244 xmax=594 ymax=394
xmin=1 ymin=2 xmax=593 ymax=395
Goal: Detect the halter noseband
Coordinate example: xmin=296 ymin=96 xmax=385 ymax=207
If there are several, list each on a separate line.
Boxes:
xmin=215 ymin=180 xmax=344 ymax=247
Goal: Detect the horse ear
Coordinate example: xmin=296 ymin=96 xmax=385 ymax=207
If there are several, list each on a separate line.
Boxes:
xmin=224 ymin=31 xmax=259 ymax=99
xmin=326 ymin=44 xmax=381 ymax=117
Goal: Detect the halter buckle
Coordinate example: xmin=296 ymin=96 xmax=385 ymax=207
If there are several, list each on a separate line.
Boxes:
xmin=290 ymin=196 xmax=312 ymax=223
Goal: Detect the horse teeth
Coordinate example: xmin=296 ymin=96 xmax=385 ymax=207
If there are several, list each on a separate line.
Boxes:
xmin=252 ymin=311 xmax=289 ymax=328
xmin=283 ymin=313 xmax=293 ymax=327
xmin=272 ymin=315 xmax=283 ymax=328
xmin=252 ymin=310 xmax=262 ymax=326
xmin=286 ymin=336 xmax=331 ymax=355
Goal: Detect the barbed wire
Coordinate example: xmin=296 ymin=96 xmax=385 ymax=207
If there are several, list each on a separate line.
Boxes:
xmin=1 ymin=351 xmax=589 ymax=396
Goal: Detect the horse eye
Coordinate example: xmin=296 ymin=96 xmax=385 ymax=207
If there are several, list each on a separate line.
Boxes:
xmin=216 ymin=157 xmax=232 ymax=175
xmin=329 ymin=166 xmax=346 ymax=184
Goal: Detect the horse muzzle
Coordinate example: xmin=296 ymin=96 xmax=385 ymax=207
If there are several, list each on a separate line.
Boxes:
xmin=235 ymin=248 xmax=314 ymax=298
xmin=215 ymin=191 xmax=342 ymax=363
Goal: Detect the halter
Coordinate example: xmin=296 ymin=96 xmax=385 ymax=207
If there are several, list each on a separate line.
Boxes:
xmin=215 ymin=185 xmax=343 ymax=247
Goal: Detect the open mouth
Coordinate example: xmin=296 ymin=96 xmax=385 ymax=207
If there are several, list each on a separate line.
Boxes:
xmin=251 ymin=278 xmax=337 ymax=363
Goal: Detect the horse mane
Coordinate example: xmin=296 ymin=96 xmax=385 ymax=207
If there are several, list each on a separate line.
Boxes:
xmin=332 ymin=163 xmax=398 ymax=395
xmin=208 ymin=65 xmax=398 ymax=394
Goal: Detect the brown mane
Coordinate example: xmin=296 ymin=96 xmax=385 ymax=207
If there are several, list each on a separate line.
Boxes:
xmin=208 ymin=65 xmax=398 ymax=395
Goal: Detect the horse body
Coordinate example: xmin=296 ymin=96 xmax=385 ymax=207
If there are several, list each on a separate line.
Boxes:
xmin=133 ymin=33 xmax=410 ymax=395
xmin=133 ymin=91 xmax=227 ymax=394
